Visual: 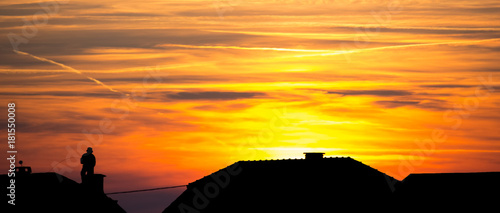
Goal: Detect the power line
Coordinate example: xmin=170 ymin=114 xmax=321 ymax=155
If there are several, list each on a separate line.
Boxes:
xmin=106 ymin=185 xmax=187 ymax=195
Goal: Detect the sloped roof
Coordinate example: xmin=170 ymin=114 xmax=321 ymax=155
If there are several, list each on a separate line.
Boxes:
xmin=1 ymin=172 xmax=126 ymax=213
xmin=394 ymin=172 xmax=500 ymax=210
xmin=164 ymin=157 xmax=399 ymax=213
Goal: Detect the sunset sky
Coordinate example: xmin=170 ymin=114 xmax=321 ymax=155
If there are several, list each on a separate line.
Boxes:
xmin=1 ymin=0 xmax=500 ymax=212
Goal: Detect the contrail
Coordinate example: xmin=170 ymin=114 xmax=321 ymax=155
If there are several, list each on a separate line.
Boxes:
xmin=291 ymin=38 xmax=500 ymax=58
xmin=13 ymin=50 xmax=128 ymax=96
xmin=159 ymin=38 xmax=500 ymax=59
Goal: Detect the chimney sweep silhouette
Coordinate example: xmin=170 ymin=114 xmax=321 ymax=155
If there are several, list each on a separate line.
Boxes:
xmin=80 ymin=147 xmax=96 ymax=183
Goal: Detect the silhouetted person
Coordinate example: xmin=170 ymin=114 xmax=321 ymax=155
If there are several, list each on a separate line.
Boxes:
xmin=80 ymin=147 xmax=96 ymax=183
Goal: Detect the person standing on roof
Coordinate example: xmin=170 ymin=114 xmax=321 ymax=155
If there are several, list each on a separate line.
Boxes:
xmin=80 ymin=147 xmax=96 ymax=183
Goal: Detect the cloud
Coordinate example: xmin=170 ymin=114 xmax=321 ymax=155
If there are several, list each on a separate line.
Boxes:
xmin=0 ymin=91 xmax=122 ymax=98
xmin=420 ymin=84 xmax=475 ymax=88
xmin=375 ymin=99 xmax=449 ymax=111
xmin=374 ymin=100 xmax=421 ymax=108
xmin=0 ymin=72 xmax=230 ymax=86
xmin=0 ymin=7 xmax=41 ymax=16
xmin=326 ymin=89 xmax=413 ymax=97
xmin=0 ymin=28 xmax=266 ymax=71
xmin=191 ymin=103 xmax=252 ymax=111
xmin=157 ymin=43 xmax=330 ymax=52
xmin=97 ymin=75 xmax=227 ymax=84
xmin=330 ymin=26 xmax=500 ymax=35
xmin=0 ymin=1 xmax=105 ymax=16
xmin=0 ymin=119 xmax=92 ymax=134
xmin=167 ymin=91 xmax=267 ymax=100
xmin=80 ymin=12 xmax=161 ymax=17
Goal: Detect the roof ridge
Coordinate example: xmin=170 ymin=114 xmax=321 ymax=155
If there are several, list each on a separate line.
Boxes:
xmin=240 ymin=156 xmax=352 ymax=162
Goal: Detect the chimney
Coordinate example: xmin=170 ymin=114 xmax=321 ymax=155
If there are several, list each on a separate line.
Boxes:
xmin=304 ymin=152 xmax=325 ymax=160
xmin=84 ymin=174 xmax=106 ymax=195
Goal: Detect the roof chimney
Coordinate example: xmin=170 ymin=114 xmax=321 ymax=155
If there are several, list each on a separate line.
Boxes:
xmin=83 ymin=174 xmax=106 ymax=195
xmin=15 ymin=160 xmax=32 ymax=176
xmin=304 ymin=152 xmax=324 ymax=160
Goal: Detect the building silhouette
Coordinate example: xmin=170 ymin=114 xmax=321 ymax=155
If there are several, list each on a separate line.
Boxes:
xmin=164 ymin=153 xmax=399 ymax=212
xmin=3 ymin=154 xmax=499 ymax=212
xmin=1 ymin=166 xmax=125 ymax=213
xmin=395 ymin=172 xmax=500 ymax=211
xmin=163 ymin=153 xmax=500 ymax=213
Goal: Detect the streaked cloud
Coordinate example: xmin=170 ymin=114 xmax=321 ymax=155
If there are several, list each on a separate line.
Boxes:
xmin=157 ymin=44 xmax=331 ymax=52
xmin=420 ymin=84 xmax=475 ymax=88
xmin=0 ymin=91 xmax=121 ymax=98
xmin=167 ymin=91 xmax=267 ymax=100
xmin=374 ymin=100 xmax=421 ymax=108
xmin=327 ymin=90 xmax=413 ymax=97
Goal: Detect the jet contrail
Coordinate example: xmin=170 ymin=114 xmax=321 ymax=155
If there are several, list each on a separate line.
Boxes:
xmin=291 ymin=38 xmax=500 ymax=58
xmin=13 ymin=50 xmax=128 ymax=96
xmin=159 ymin=38 xmax=500 ymax=59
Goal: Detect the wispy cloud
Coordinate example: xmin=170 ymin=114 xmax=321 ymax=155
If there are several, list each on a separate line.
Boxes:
xmin=420 ymin=84 xmax=475 ymax=88
xmin=0 ymin=91 xmax=121 ymax=98
xmin=157 ymin=44 xmax=331 ymax=52
xmin=374 ymin=100 xmax=421 ymax=108
xmin=167 ymin=91 xmax=267 ymax=100
xmin=326 ymin=90 xmax=413 ymax=97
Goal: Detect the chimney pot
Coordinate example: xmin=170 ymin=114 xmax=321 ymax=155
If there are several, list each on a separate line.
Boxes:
xmin=304 ymin=152 xmax=325 ymax=160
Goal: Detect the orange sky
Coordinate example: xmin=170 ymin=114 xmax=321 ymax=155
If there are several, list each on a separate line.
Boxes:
xmin=1 ymin=0 xmax=500 ymax=212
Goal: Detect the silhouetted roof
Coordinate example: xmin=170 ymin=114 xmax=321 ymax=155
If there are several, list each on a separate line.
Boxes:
xmin=394 ymin=172 xmax=500 ymax=210
xmin=164 ymin=156 xmax=500 ymax=212
xmin=163 ymin=157 xmax=399 ymax=213
xmin=1 ymin=172 xmax=125 ymax=213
